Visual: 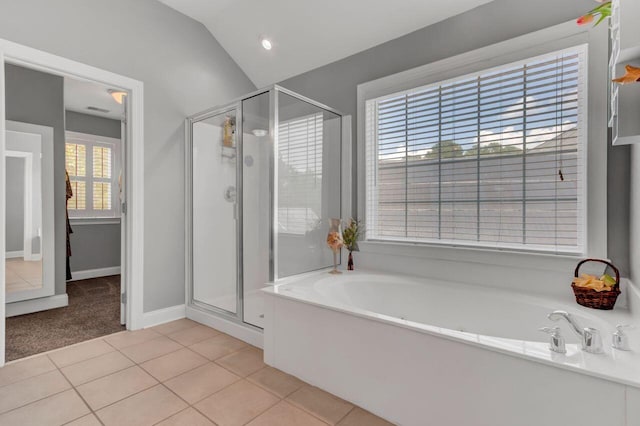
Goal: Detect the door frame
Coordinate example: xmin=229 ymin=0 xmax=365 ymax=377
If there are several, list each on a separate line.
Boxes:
xmin=0 ymin=38 xmax=145 ymax=366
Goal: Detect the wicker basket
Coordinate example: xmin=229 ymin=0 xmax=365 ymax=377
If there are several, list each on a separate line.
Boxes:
xmin=571 ymin=258 xmax=621 ymax=310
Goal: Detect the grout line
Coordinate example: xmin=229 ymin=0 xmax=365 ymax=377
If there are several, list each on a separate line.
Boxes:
xmin=48 ymin=346 xmax=119 ymax=371
xmin=117 ymin=339 xmax=187 ymax=365
xmin=87 ymin=382 xmax=162 ymax=416
xmin=0 ymin=361 xmax=58 ymax=390
xmin=285 ymin=385 xmax=351 ymax=426
xmin=131 ymin=349 xmax=208 ymax=382
xmin=335 ymin=406 xmax=356 ymax=425
xmin=183 ymin=372 xmax=243 ymax=407
xmin=56 ymin=357 xmax=106 ymax=426
xmin=189 ymin=404 xmax=222 ymax=426
xmin=0 ymin=385 xmax=73 ymax=417
xmin=237 ymin=393 xmax=281 ymax=426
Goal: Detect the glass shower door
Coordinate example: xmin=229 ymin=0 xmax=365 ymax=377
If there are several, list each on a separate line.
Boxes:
xmin=191 ymin=108 xmax=239 ymax=315
xmin=242 ymin=92 xmax=271 ymax=328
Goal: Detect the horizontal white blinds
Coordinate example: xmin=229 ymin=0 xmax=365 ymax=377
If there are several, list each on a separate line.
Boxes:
xmin=365 ymin=47 xmax=586 ymax=253
xmin=278 ymin=113 xmax=324 ymax=235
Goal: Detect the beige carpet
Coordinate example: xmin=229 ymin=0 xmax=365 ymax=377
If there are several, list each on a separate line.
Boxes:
xmin=6 ymin=275 xmax=125 ymax=362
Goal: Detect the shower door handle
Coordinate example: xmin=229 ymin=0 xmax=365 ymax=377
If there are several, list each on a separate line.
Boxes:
xmin=224 ymin=186 xmax=236 ymax=202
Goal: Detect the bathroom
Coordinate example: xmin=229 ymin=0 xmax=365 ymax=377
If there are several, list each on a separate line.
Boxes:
xmin=0 ymin=0 xmax=639 ymax=425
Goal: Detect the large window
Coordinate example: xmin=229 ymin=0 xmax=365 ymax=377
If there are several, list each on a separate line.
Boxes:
xmin=66 ymin=131 xmax=120 ymax=219
xmin=365 ymin=47 xmax=587 ymax=254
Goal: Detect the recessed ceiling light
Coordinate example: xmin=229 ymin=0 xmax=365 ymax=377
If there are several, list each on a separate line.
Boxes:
xmin=261 ymin=38 xmax=272 ymax=51
xmin=252 ymin=129 xmax=268 ymax=137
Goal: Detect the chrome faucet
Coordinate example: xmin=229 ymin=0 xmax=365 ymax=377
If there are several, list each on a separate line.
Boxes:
xmin=539 ymin=326 xmax=566 ymax=354
xmin=547 ymin=310 xmax=603 ymax=354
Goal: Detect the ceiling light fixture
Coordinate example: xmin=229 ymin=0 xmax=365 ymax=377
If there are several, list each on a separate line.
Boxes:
xmin=261 ymin=38 xmax=272 ymax=51
xmin=252 ymin=129 xmax=268 ymax=137
xmin=108 ymin=89 xmax=127 ymax=104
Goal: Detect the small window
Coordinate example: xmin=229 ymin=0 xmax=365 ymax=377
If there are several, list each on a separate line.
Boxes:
xmin=65 ymin=132 xmax=120 ymax=219
xmin=365 ymin=47 xmax=587 ymax=254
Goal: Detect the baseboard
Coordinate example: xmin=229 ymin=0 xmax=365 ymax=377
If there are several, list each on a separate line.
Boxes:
xmin=69 ymin=266 xmax=121 ymax=281
xmin=186 ymin=305 xmax=264 ymax=348
xmin=5 ymin=251 xmax=24 ymax=259
xmin=142 ymin=304 xmax=186 ymax=328
xmin=6 ymin=293 xmax=69 ymax=317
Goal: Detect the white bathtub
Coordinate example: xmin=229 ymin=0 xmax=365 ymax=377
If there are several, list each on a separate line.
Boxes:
xmin=263 ymin=270 xmax=640 ymax=426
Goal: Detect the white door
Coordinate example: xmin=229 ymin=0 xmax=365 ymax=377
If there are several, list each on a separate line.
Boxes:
xmin=119 ymin=99 xmax=127 ymax=325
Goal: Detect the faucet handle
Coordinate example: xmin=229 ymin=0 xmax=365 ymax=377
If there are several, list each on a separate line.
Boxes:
xmin=583 ymin=327 xmax=603 ymax=354
xmin=539 ymin=327 xmax=566 ymax=354
xmin=612 ymin=324 xmax=633 ymax=351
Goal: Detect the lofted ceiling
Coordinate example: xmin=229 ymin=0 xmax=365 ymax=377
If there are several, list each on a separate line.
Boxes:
xmin=158 ymin=0 xmax=494 ymax=88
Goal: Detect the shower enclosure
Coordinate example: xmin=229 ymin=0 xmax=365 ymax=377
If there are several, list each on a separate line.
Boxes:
xmin=185 ymin=86 xmax=343 ymax=330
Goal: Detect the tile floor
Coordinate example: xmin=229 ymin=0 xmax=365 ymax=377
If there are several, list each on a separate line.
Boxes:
xmin=0 ymin=319 xmax=393 ymax=425
xmin=5 ymin=258 xmax=43 ymax=293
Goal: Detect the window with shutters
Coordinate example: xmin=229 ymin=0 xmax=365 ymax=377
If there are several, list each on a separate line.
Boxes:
xmin=278 ymin=113 xmax=324 ymax=235
xmin=364 ymin=46 xmax=587 ymax=254
xmin=65 ymin=131 xmax=120 ymax=219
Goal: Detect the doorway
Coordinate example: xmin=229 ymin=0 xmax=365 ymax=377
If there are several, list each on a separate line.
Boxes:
xmin=0 ymin=39 xmax=145 ymax=366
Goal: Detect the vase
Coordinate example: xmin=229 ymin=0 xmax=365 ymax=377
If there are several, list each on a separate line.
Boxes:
xmin=348 ymin=252 xmax=354 ymax=270
xmin=326 ymin=218 xmax=343 ymax=274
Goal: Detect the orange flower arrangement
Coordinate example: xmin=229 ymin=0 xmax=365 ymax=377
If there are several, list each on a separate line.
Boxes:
xmin=326 ymin=231 xmax=344 ymax=252
xmin=613 ymin=65 xmax=640 ymax=84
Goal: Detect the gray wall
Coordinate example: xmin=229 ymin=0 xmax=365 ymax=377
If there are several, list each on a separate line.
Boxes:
xmin=65 ymin=111 xmax=122 ymax=273
xmin=5 ymin=157 xmax=25 ymax=253
xmin=69 ymin=224 xmax=121 ymax=271
xmin=0 ymin=0 xmax=255 ymax=312
xmin=4 ymin=64 xmax=66 ymax=294
xmin=66 ymin=111 xmax=121 ymax=139
xmin=279 ymin=0 xmax=631 ymax=276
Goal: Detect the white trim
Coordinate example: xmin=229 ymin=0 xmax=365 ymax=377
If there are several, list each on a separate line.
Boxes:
xmin=187 ymin=306 xmax=264 ymax=348
xmin=0 ymin=38 xmax=145 ymax=368
xmin=341 ymin=115 xmax=353 ymax=221
xmin=5 ymin=251 xmax=24 ymax=259
xmin=68 ymin=266 xmax=121 ymax=281
xmin=0 ymin=50 xmax=6 ymax=365
xmin=356 ymin=21 xmax=608 ymax=267
xmin=142 ymin=304 xmax=186 ymax=328
xmin=6 ymin=293 xmax=68 ymax=317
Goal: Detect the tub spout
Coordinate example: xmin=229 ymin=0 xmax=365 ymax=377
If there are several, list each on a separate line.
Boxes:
xmin=548 ymin=311 xmax=583 ymax=337
xmin=547 ymin=310 xmax=603 ymax=354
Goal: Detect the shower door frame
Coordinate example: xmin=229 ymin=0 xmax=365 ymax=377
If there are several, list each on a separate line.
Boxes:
xmin=185 ymin=85 xmax=343 ymax=335
xmin=185 ymin=101 xmax=247 ymax=323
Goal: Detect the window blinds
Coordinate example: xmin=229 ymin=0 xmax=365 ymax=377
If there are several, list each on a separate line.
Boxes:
xmin=365 ymin=47 xmax=586 ymax=253
xmin=278 ymin=113 xmax=324 ymax=235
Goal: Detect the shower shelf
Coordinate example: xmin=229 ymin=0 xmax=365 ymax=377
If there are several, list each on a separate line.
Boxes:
xmin=221 ymin=146 xmax=236 ymax=159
